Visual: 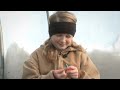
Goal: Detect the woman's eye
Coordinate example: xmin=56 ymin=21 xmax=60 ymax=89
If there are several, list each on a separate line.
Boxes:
xmin=66 ymin=35 xmax=71 ymax=38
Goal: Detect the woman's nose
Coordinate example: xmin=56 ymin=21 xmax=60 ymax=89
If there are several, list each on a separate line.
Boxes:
xmin=60 ymin=36 xmax=66 ymax=43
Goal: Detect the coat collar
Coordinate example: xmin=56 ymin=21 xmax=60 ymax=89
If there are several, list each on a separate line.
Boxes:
xmin=59 ymin=42 xmax=86 ymax=56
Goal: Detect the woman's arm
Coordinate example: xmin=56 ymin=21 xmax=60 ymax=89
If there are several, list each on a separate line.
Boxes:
xmin=22 ymin=50 xmax=55 ymax=79
xmin=79 ymin=53 xmax=100 ymax=79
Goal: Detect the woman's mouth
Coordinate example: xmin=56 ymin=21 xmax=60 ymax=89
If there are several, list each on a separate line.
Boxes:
xmin=59 ymin=43 xmax=66 ymax=46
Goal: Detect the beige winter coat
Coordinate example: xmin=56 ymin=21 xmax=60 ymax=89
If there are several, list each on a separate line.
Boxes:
xmin=22 ymin=41 xmax=100 ymax=79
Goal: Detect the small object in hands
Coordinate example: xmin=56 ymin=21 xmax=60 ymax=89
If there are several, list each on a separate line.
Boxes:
xmin=65 ymin=64 xmax=74 ymax=79
xmin=65 ymin=64 xmax=69 ymax=68
xmin=65 ymin=64 xmax=74 ymax=71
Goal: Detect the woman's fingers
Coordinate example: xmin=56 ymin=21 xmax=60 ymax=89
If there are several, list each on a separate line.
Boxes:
xmin=65 ymin=65 xmax=79 ymax=79
xmin=53 ymin=69 xmax=67 ymax=79
xmin=55 ymin=69 xmax=65 ymax=74
xmin=53 ymin=66 xmax=78 ymax=79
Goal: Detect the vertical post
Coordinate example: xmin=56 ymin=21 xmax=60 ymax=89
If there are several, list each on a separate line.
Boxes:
xmin=0 ymin=20 xmax=4 ymax=79
xmin=46 ymin=11 xmax=50 ymax=27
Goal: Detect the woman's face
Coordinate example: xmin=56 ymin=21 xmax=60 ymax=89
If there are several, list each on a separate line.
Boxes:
xmin=51 ymin=34 xmax=73 ymax=50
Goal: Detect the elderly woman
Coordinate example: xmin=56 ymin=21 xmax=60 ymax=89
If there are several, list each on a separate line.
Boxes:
xmin=22 ymin=11 xmax=100 ymax=79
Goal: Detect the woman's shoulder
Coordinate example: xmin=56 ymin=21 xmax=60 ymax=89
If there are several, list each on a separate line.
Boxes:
xmin=30 ymin=45 xmax=44 ymax=56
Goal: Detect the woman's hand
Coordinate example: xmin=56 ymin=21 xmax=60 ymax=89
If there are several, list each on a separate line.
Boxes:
xmin=52 ymin=69 xmax=67 ymax=79
xmin=65 ymin=66 xmax=79 ymax=79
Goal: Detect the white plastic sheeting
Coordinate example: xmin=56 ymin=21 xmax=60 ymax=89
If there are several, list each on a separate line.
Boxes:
xmin=0 ymin=11 xmax=48 ymax=79
xmin=0 ymin=20 xmax=4 ymax=79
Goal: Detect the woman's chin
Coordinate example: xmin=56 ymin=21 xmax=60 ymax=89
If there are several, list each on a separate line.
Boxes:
xmin=58 ymin=46 xmax=67 ymax=50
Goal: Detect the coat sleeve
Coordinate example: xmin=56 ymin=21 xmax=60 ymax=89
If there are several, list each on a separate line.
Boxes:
xmin=79 ymin=52 xmax=100 ymax=79
xmin=22 ymin=50 xmax=55 ymax=79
